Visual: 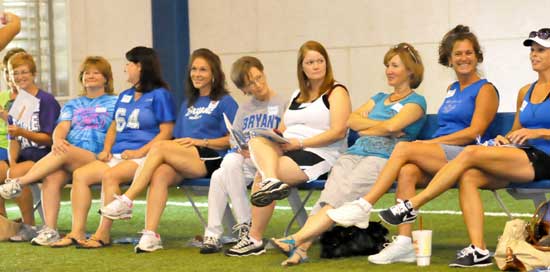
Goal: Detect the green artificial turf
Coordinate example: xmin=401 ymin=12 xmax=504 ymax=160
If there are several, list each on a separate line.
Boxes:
xmin=1 ymin=188 xmax=544 ymax=271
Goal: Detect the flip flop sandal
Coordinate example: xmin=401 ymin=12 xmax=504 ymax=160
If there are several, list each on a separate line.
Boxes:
xmin=50 ymin=234 xmax=79 ymax=248
xmin=75 ymin=235 xmax=111 ymax=249
xmin=281 ymin=247 xmax=309 ymax=266
xmin=269 ymin=236 xmax=295 ymax=257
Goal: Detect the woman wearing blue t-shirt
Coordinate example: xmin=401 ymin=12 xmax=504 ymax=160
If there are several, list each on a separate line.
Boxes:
xmin=99 ymin=48 xmax=238 ymax=253
xmin=0 ymin=56 xmax=117 ymax=246
xmin=327 ymin=25 xmax=500 ymax=264
xmin=49 ymin=47 xmax=176 ymax=248
xmin=271 ymin=43 xmax=427 ymax=266
xmin=376 ymin=28 xmax=550 ymax=268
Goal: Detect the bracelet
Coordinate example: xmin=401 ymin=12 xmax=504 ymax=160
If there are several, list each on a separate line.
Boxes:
xmin=203 ymin=138 xmax=209 ymax=148
xmin=299 ymin=139 xmax=304 ymax=149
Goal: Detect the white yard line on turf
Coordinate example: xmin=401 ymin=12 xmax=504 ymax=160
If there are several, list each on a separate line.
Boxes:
xmin=6 ymin=200 xmax=533 ymax=218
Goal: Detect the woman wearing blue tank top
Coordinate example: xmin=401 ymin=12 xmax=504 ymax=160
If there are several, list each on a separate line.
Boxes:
xmin=270 ymin=43 xmax=427 ymax=266
xmin=376 ymin=28 xmax=550 ymax=268
xmin=327 ymin=25 xmax=499 ymax=265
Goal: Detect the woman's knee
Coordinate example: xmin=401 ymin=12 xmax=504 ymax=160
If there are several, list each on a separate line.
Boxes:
xmin=456 ymin=146 xmax=483 ymax=166
xmin=458 ymin=169 xmax=485 ymax=191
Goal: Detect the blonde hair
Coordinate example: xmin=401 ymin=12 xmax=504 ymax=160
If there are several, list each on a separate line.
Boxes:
xmin=8 ymin=52 xmax=36 ymax=75
xmin=384 ymin=43 xmax=424 ymax=89
xmin=78 ymin=56 xmax=115 ymax=95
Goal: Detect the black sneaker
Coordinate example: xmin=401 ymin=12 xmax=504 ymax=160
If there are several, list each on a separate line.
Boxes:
xmin=225 ymin=235 xmax=265 ymax=257
xmin=378 ymin=200 xmax=417 ymax=225
xmin=250 ymin=179 xmax=290 ymax=207
xmin=449 ymin=245 xmax=492 ymax=268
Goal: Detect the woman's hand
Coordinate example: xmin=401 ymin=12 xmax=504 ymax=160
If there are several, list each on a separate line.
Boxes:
xmin=7 ymin=125 xmax=22 ymax=137
xmin=281 ymin=138 xmax=302 ymax=152
xmin=52 ymin=139 xmax=71 ymax=155
xmin=507 ymin=128 xmax=541 ymax=145
xmin=174 ymin=137 xmax=197 ymax=148
xmin=494 ymin=135 xmax=511 ymax=146
xmin=96 ymin=150 xmax=112 ymax=162
xmin=121 ymin=149 xmax=144 ymax=160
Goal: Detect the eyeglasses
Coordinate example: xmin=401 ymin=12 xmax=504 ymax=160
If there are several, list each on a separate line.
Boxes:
xmin=394 ymin=44 xmax=419 ymax=63
xmin=302 ymin=58 xmax=325 ymax=66
xmin=529 ymin=29 xmax=550 ymax=40
xmin=9 ymin=70 xmax=31 ymax=77
xmin=245 ymin=74 xmax=264 ymax=88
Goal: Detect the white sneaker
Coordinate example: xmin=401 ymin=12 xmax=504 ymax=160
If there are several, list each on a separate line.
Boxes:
xmin=0 ymin=178 xmax=22 ymax=199
xmin=31 ymin=226 xmax=60 ymax=246
xmin=368 ymin=236 xmax=416 ymax=264
xmin=326 ymin=199 xmax=371 ymax=229
xmin=135 ymin=230 xmax=163 ymax=253
xmin=99 ymin=194 xmax=132 ymax=220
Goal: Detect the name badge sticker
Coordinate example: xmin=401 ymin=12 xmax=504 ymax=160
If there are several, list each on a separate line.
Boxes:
xmin=121 ymin=95 xmax=132 ymax=103
xmin=95 ymin=107 xmax=107 ymax=113
xmin=520 ymin=100 xmax=528 ymax=112
xmin=268 ymin=106 xmax=279 ymax=116
xmin=391 ymin=103 xmax=404 ymax=113
xmin=445 ymin=89 xmax=456 ymax=98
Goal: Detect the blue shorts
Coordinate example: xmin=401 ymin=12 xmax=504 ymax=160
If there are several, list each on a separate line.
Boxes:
xmin=0 ymin=147 xmax=7 ymax=161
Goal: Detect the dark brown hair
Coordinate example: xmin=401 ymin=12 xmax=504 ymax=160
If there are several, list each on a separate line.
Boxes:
xmin=438 ymin=25 xmax=484 ymax=67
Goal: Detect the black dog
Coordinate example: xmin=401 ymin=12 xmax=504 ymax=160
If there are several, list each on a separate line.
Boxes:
xmin=320 ymin=222 xmax=389 ymax=259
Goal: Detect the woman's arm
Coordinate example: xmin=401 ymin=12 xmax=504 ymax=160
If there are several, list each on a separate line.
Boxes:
xmin=505 ymin=84 xmax=550 ymax=144
xmin=358 ymin=103 xmax=425 ymax=137
xmin=300 ymin=86 xmax=351 ymax=148
xmin=176 ymin=135 xmax=230 ymax=150
xmin=7 ymin=126 xmax=53 ymax=145
xmin=8 ymin=138 xmax=20 ymax=166
xmin=428 ymin=84 xmax=499 ymax=145
xmin=347 ymin=99 xmax=382 ymax=131
xmin=96 ymin=122 xmax=117 ymax=161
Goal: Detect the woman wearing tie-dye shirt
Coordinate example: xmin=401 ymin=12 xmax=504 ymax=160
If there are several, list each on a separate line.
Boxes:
xmin=0 ymin=56 xmax=117 ymax=246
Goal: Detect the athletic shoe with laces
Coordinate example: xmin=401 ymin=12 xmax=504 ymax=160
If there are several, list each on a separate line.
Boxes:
xmin=367 ymin=236 xmax=416 ymax=264
xmin=250 ymin=178 xmax=290 ymax=207
xmin=31 ymin=226 xmax=60 ymax=246
xmin=232 ymin=222 xmax=251 ymax=241
xmin=9 ymin=223 xmax=38 ymax=242
xmin=200 ymin=236 xmax=222 ymax=254
xmin=134 ymin=230 xmax=163 ymax=253
xmin=326 ymin=199 xmax=371 ymax=229
xmin=449 ymin=244 xmax=492 ymax=267
xmin=0 ymin=178 xmax=22 ymax=199
xmin=99 ymin=194 xmax=133 ymax=220
xmin=225 ymin=235 xmax=265 ymax=257
xmin=378 ymin=200 xmax=417 ymax=225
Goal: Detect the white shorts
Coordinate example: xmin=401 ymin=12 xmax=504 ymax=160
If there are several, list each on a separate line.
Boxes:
xmin=106 ymin=154 xmax=146 ymax=168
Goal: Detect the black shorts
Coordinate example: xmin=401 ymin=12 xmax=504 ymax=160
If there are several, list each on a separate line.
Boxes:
xmin=195 ymin=146 xmax=222 ymax=178
xmin=17 ymin=147 xmax=50 ymax=163
xmin=283 ymin=150 xmax=329 ymax=180
xmin=523 ymin=147 xmax=550 ymax=181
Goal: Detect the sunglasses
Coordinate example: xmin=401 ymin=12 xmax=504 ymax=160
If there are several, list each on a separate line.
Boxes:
xmin=529 ymin=29 xmax=550 ymax=40
xmin=394 ymin=44 xmax=419 ymax=63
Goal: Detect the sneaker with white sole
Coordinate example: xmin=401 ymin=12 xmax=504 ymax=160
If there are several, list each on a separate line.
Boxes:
xmin=449 ymin=245 xmax=492 ymax=268
xmin=326 ymin=199 xmax=371 ymax=229
xmin=99 ymin=194 xmax=133 ymax=220
xmin=9 ymin=223 xmax=38 ymax=242
xmin=378 ymin=200 xmax=417 ymax=225
xmin=0 ymin=178 xmax=22 ymax=199
xmin=250 ymin=179 xmax=290 ymax=207
xmin=200 ymin=236 xmax=222 ymax=254
xmin=31 ymin=226 xmax=60 ymax=246
xmin=134 ymin=230 xmax=163 ymax=253
xmin=232 ymin=222 xmax=251 ymax=241
xmin=368 ymin=236 xmax=416 ymax=264
xmin=225 ymin=235 xmax=265 ymax=257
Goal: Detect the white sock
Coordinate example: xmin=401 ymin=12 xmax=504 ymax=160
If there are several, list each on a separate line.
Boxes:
xmin=395 ymin=235 xmax=412 ymax=245
xmin=473 ymin=245 xmax=489 ymax=255
xmin=143 ymin=229 xmax=159 ymax=238
xmin=249 ymin=236 xmax=263 ymax=246
xmin=358 ymin=198 xmax=372 ymax=211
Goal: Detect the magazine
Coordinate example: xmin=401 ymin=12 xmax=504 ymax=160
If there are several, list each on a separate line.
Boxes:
xmin=222 ymin=113 xmax=290 ymax=150
xmin=248 ymin=127 xmax=290 ymax=144
xmin=223 ymin=113 xmax=248 ymax=150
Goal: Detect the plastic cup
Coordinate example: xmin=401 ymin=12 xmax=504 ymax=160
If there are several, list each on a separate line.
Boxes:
xmin=412 ymin=230 xmax=432 ymax=266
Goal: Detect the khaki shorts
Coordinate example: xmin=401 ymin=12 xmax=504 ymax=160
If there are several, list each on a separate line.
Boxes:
xmin=311 ymin=154 xmax=387 ymax=215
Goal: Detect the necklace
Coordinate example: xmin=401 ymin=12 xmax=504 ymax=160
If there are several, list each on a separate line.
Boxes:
xmin=388 ymin=91 xmax=412 ymax=102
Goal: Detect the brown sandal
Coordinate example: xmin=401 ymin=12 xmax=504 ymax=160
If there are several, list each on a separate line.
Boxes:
xmin=75 ymin=235 xmax=111 ymax=249
xmin=50 ymin=234 xmax=79 ymax=248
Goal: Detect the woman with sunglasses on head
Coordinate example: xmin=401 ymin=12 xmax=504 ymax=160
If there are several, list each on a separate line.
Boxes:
xmin=99 ymin=48 xmax=238 ymax=253
xmin=0 ymin=56 xmax=118 ymax=246
xmin=270 ymin=43 xmax=427 ymax=266
xmin=199 ymin=56 xmax=287 ymax=254
xmin=375 ymin=28 xmax=550 ymax=268
xmin=327 ymin=25 xmax=500 ymax=265
xmin=48 ymin=46 xmax=176 ymax=248
xmin=1 ymin=52 xmax=61 ymax=242
xmin=225 ymin=40 xmax=352 ymax=257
